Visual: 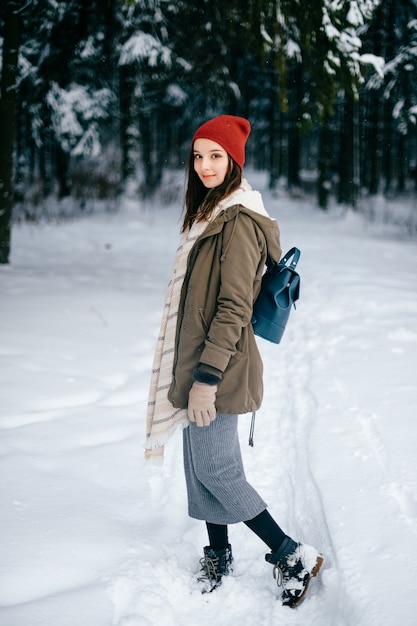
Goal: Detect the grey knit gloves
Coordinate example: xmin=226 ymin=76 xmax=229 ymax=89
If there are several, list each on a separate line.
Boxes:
xmin=188 ymin=382 xmax=217 ymax=427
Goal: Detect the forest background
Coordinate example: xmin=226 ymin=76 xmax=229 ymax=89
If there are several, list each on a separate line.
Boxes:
xmin=1 ymin=0 xmax=417 ymax=264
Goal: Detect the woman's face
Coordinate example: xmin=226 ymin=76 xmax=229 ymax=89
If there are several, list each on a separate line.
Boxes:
xmin=193 ymin=138 xmax=229 ymax=188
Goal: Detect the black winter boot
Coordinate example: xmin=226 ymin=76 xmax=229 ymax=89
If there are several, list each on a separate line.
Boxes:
xmin=265 ymin=536 xmax=323 ymax=608
xmin=197 ymin=544 xmax=233 ymax=593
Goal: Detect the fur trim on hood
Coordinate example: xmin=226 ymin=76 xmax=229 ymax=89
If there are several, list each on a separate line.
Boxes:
xmin=218 ymin=177 xmax=273 ymax=220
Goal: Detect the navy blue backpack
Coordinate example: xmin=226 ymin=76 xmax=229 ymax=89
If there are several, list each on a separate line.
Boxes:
xmin=251 ymin=247 xmax=301 ymax=344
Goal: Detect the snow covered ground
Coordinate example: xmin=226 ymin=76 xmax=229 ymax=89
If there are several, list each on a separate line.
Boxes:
xmin=1 ymin=173 xmax=417 ymax=626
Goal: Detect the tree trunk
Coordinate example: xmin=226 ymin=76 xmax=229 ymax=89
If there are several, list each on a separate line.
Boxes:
xmin=317 ymin=117 xmax=332 ymax=210
xmin=56 ymin=145 xmax=71 ymax=198
xmin=338 ymin=93 xmax=356 ymax=207
xmin=383 ymin=100 xmax=396 ymax=194
xmin=287 ymin=64 xmax=302 ymax=192
xmin=367 ymin=90 xmax=383 ymax=195
xmin=0 ymin=0 xmax=20 ymax=264
xmin=287 ymin=123 xmax=300 ymax=191
xmin=397 ymin=131 xmax=406 ymax=193
xmin=138 ymin=108 xmax=163 ymax=197
xmin=119 ymin=56 xmax=135 ymax=185
xmin=268 ymin=83 xmax=281 ymax=190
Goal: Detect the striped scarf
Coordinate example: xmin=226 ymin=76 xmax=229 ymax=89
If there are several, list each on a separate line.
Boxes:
xmin=145 ymin=179 xmax=268 ymax=462
xmin=145 ymin=218 xmax=208 ymax=461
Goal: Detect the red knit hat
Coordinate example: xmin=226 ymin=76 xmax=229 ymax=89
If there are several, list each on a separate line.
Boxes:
xmin=192 ymin=115 xmax=251 ymax=169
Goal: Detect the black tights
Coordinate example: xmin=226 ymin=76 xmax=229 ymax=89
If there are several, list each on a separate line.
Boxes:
xmin=206 ymin=509 xmax=286 ymax=553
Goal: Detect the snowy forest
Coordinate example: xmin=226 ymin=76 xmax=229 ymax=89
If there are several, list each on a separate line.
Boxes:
xmin=1 ymin=0 xmax=417 ymax=264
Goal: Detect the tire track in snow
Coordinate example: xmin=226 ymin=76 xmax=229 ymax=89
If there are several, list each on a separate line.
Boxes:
xmin=252 ymin=320 xmax=358 ymax=625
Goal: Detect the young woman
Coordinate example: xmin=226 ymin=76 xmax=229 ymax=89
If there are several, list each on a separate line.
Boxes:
xmin=145 ymin=115 xmax=323 ymax=607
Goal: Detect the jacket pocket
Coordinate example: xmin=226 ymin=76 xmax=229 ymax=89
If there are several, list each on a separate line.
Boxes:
xmin=198 ymin=307 xmax=209 ymax=332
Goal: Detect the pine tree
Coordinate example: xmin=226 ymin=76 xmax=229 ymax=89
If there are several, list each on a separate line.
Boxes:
xmin=245 ymin=0 xmax=381 ymax=206
xmin=17 ymin=0 xmax=119 ymax=203
xmin=0 ymin=0 xmax=20 ymax=264
xmin=363 ymin=0 xmax=417 ymax=196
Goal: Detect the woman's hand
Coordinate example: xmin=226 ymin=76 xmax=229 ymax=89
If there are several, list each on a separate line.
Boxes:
xmin=188 ymin=382 xmax=217 ymax=427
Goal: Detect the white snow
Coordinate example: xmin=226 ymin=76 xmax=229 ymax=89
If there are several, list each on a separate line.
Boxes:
xmin=1 ymin=172 xmax=417 ymax=625
xmin=360 ymin=53 xmax=385 ymax=77
xmin=46 ymin=82 xmax=113 ymax=157
xmin=119 ymin=32 xmax=172 ymax=68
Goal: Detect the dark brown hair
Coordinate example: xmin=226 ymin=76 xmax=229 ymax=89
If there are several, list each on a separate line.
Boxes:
xmin=181 ymin=150 xmax=242 ymax=232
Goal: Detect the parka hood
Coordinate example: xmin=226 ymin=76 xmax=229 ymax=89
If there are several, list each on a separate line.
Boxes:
xmin=206 ymin=178 xmax=282 ymax=266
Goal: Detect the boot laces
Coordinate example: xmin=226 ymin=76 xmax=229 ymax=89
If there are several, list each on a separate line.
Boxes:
xmin=272 ymin=562 xmax=284 ymax=587
xmin=199 ymin=554 xmax=220 ymax=583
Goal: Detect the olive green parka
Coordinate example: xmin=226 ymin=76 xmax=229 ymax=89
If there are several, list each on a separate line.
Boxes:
xmin=167 ymin=203 xmax=282 ymax=415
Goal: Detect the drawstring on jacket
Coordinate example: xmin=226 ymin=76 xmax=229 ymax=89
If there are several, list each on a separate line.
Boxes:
xmin=249 ymin=411 xmax=256 ymax=447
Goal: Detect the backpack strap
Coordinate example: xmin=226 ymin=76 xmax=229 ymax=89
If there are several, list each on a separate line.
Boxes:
xmin=279 ymin=246 xmax=300 ymax=268
xmin=266 ymin=246 xmax=300 ymax=271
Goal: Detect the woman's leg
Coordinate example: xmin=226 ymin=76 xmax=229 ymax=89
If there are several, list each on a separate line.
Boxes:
xmin=205 ymin=509 xmax=285 ymax=553
xmin=244 ymin=508 xmax=286 ymax=552
xmin=206 ymin=522 xmax=229 ymax=551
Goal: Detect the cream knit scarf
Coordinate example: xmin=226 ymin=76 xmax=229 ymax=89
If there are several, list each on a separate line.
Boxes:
xmin=145 ymin=179 xmax=270 ymax=462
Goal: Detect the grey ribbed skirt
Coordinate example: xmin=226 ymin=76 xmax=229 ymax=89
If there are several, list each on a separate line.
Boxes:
xmin=182 ymin=413 xmax=267 ymax=524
